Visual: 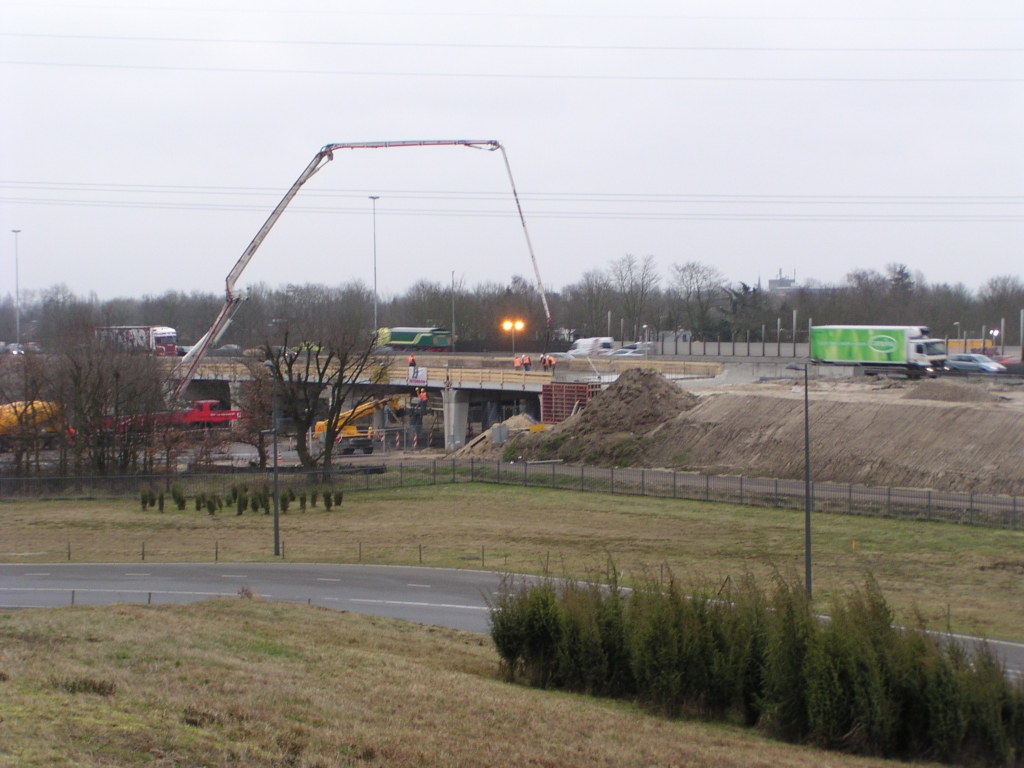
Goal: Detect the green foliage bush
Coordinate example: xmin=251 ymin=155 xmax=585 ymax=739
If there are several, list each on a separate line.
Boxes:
xmin=310 ymin=490 xmax=318 ymax=507
xmin=489 ymin=572 xmax=1024 ymax=766
xmin=171 ymin=486 xmax=186 ymax=511
xmin=323 ymin=491 xmax=333 ymax=511
xmin=334 ymin=491 xmax=343 ymax=506
xmin=236 ymin=492 xmax=248 ymax=515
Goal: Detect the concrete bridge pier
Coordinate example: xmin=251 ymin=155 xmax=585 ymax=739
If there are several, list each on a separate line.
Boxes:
xmin=442 ymin=388 xmax=470 ymax=451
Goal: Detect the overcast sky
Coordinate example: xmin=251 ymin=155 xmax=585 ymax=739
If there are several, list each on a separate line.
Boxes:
xmin=1 ymin=1 xmax=1021 ymax=305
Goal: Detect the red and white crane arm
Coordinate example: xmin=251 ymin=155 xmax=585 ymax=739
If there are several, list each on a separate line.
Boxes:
xmin=171 ymin=139 xmax=550 ymax=400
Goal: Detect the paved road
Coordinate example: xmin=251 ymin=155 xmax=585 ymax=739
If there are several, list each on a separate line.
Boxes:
xmin=1 ymin=564 xmax=1021 ymax=679
xmin=0 ymin=563 xmax=507 ymax=634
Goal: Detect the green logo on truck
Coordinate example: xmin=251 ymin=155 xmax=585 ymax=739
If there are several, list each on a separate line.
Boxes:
xmin=868 ymin=335 xmax=898 ymax=354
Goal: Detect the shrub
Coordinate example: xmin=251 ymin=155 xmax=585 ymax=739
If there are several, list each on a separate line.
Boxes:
xmin=324 ymin=492 xmax=333 ymax=511
xmin=230 ymin=485 xmax=238 ymax=503
xmin=157 ymin=492 xmax=164 ymax=512
xmin=171 ymin=486 xmax=186 ymax=511
xmin=521 ymin=581 xmax=561 ymax=688
xmin=299 ymin=493 xmax=307 ymax=511
xmin=280 ymin=493 xmax=290 ymax=513
xmin=140 ymin=490 xmax=149 ymax=510
xmin=311 ymin=490 xmax=318 ymax=507
xmin=489 ymin=576 xmax=529 ymax=682
xmin=206 ymin=497 xmax=216 ymax=515
xmin=334 ymin=491 xmax=343 ymax=506
xmin=195 ymin=494 xmax=203 ymax=512
xmin=236 ymin=492 xmax=247 ymax=515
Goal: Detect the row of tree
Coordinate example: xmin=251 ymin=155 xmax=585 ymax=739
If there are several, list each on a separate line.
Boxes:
xmin=1 ymin=260 xmax=1020 ymax=348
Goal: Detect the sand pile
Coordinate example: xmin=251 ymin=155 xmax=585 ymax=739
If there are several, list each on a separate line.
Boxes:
xmin=450 ymin=412 xmax=536 ymax=458
xmin=902 ymin=379 xmax=999 ymax=403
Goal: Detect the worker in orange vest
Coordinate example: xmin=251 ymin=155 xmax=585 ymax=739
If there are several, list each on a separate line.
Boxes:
xmin=513 ymin=355 xmax=522 ymax=370
xmin=523 ymin=354 xmax=532 ymax=371
xmin=541 ymin=355 xmax=549 ymax=372
xmin=548 ymin=354 xmax=557 ymax=372
xmin=408 ymin=353 xmax=416 ymax=368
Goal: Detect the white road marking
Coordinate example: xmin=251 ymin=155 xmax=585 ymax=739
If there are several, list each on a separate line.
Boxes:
xmin=349 ymin=598 xmax=487 ymax=611
xmin=0 ymin=587 xmax=229 ymax=596
xmin=124 ymin=573 xmax=149 ymax=576
xmin=323 ymin=597 xmax=339 ymax=601
xmin=407 ymin=584 xmax=431 ymax=588
xmin=220 ymin=574 xmax=247 ymax=578
xmin=23 ymin=572 xmax=50 ymax=576
xmin=316 ymin=578 xmax=341 ymax=582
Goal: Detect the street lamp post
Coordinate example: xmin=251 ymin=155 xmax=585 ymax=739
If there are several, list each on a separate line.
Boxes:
xmin=369 ymin=196 xmax=379 ymax=332
xmin=262 ymin=360 xmax=280 ymax=557
xmin=502 ymin=319 xmax=524 ymax=356
xmin=786 ymin=361 xmax=812 ymax=599
xmin=11 ymin=230 xmax=20 ymax=346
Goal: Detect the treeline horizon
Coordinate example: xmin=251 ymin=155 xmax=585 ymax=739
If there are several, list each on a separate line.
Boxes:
xmin=0 ymin=257 xmax=1021 ymax=347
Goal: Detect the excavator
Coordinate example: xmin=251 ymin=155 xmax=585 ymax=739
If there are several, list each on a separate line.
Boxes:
xmin=313 ymin=395 xmax=405 ymax=455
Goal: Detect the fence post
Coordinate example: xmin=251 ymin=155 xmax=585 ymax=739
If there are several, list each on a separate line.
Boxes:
xmin=927 ymin=490 xmax=932 ymax=520
xmin=552 ymin=462 xmax=556 ymax=488
xmin=523 ymin=462 xmax=528 ymax=487
xmin=580 ymin=464 xmax=584 ymax=492
xmin=848 ymin=484 xmax=853 ymax=514
xmin=672 ymin=470 xmax=677 ymax=499
xmin=432 ymin=460 xmax=437 ymax=485
xmin=739 ymin=476 xmax=744 ymax=505
xmin=1013 ymin=496 xmax=1018 ymax=530
xmin=452 ymin=459 xmax=456 ymax=483
xmin=774 ymin=479 xmax=779 ymax=507
xmin=400 ymin=462 xmax=404 ymax=487
xmin=704 ymin=474 xmax=710 ymax=502
xmin=610 ymin=467 xmax=615 ymax=494
xmin=886 ymin=487 xmax=891 ymax=517
xmin=497 ymin=460 xmax=501 ymax=484
xmin=641 ymin=469 xmax=645 ymax=497
xmin=365 ymin=470 xmax=369 ymax=491
xmin=969 ymin=492 xmax=974 ymax=525
xmin=471 ymin=458 xmax=475 ymax=482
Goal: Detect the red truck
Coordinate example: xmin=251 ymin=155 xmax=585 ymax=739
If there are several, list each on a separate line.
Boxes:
xmin=102 ymin=400 xmax=242 ymax=433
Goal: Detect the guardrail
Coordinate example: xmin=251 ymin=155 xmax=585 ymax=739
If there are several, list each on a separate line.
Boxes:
xmin=1 ymin=461 xmax=1018 ymax=530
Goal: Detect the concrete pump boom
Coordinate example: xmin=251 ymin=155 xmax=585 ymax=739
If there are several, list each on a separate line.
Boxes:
xmin=171 ymin=139 xmax=551 ymax=401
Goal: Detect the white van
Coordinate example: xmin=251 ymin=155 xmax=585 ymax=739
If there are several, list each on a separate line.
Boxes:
xmin=566 ymin=337 xmax=615 ymax=357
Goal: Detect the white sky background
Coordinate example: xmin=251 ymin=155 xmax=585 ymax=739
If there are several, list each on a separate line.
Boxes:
xmin=0 ymin=0 xmax=1021 ymax=302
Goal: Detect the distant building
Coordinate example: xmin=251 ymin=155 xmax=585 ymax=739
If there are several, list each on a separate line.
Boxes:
xmin=768 ymin=270 xmax=797 ymax=295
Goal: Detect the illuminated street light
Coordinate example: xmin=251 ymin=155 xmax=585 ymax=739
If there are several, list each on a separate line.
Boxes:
xmin=502 ymin=319 xmax=525 ymax=356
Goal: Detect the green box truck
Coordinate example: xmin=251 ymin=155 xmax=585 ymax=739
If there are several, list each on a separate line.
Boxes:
xmin=810 ymin=325 xmax=946 ymax=375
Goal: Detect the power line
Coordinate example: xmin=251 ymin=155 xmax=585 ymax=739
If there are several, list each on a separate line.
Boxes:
xmin=1 ymin=196 xmax=1020 ymax=222
xmin=1 ymin=59 xmax=1019 ymax=82
xmin=2 ymin=181 xmax=1021 ymax=205
xmin=2 ymin=32 xmax=1019 ymax=53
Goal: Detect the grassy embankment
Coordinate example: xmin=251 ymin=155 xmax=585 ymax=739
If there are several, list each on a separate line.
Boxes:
xmin=2 ymin=483 xmax=1022 ymax=641
xmin=0 ymin=599 xmax=933 ymax=767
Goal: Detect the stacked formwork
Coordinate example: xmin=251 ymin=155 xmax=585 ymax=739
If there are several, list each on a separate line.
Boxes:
xmin=541 ymin=382 xmax=601 ymax=424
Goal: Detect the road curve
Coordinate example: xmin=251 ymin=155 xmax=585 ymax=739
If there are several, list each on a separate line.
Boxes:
xmin=1 ymin=564 xmax=1021 ymax=678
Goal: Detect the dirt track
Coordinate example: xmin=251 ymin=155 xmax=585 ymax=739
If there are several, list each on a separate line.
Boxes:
xmin=508 ymin=371 xmax=1024 ymax=494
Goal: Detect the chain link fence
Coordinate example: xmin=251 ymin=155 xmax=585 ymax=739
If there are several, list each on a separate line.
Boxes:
xmin=0 ymin=460 xmax=1019 ymax=530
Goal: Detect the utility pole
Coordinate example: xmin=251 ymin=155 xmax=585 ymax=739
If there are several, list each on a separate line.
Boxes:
xmin=369 ymin=196 xmax=379 ymax=331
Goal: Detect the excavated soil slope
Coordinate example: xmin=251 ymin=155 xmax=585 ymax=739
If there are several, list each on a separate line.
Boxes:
xmin=510 ymin=372 xmax=1024 ymax=494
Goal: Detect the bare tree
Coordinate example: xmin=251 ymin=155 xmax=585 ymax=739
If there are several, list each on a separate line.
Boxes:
xmin=672 ymin=261 xmax=724 ymax=340
xmin=561 ymin=269 xmax=614 ymax=337
xmin=610 ymin=255 xmax=659 ymax=341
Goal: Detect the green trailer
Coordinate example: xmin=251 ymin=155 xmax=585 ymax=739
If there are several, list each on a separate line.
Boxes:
xmin=810 ymin=325 xmax=946 ymax=374
xmin=375 ymin=327 xmax=452 ymax=353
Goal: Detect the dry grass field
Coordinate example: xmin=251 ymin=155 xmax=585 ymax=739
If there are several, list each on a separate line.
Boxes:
xmin=2 ymin=483 xmax=1023 ymax=641
xmin=0 ymin=599 xmax=936 ymax=767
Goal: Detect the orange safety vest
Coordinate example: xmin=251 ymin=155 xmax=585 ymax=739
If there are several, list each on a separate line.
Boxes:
xmin=513 ymin=356 xmax=521 ymax=368
xmin=408 ymin=355 xmax=416 ymax=366
xmin=523 ymin=355 xmax=531 ymax=366
xmin=549 ymin=356 xmax=556 ymax=368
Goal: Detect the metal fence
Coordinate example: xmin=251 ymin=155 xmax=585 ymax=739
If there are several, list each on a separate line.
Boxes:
xmin=0 ymin=460 xmax=1019 ymax=530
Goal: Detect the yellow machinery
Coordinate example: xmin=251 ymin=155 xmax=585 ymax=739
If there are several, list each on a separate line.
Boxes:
xmin=0 ymin=401 xmax=61 ymax=450
xmin=313 ymin=395 xmax=405 ymax=455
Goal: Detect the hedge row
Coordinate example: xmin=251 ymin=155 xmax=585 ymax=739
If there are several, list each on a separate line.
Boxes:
xmin=489 ymin=573 xmax=1024 ymax=766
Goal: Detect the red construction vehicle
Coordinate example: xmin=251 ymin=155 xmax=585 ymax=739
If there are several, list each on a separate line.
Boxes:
xmin=101 ymin=400 xmax=242 ymax=433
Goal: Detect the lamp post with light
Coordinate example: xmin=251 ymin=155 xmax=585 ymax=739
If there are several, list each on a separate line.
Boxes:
xmin=786 ymin=361 xmax=812 ymax=599
xmin=502 ymin=319 xmax=524 ymax=356
xmin=11 ymin=229 xmax=20 ymax=347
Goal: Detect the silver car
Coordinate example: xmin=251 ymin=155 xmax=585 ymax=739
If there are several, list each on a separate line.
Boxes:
xmin=945 ymin=354 xmax=1006 ymax=373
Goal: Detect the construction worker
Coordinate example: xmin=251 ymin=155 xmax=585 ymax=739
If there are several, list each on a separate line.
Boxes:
xmin=513 ymin=355 xmax=522 ymax=370
xmin=523 ymin=354 xmax=532 ymax=371
xmin=541 ymin=355 xmax=549 ymax=372
xmin=408 ymin=353 xmax=416 ymax=369
xmin=548 ymin=354 xmax=557 ymax=372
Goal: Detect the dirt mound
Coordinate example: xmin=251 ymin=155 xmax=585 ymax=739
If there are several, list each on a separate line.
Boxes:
xmin=641 ymin=392 xmax=1024 ymax=494
xmin=509 ymin=370 xmax=700 ymax=465
xmin=571 ymin=368 xmax=699 ymax=437
xmin=902 ymin=379 xmax=999 ymax=403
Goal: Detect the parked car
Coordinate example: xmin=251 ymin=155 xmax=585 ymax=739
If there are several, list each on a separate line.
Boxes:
xmin=604 ymin=348 xmax=648 ymax=358
xmin=945 ymin=354 xmax=1006 ymax=373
